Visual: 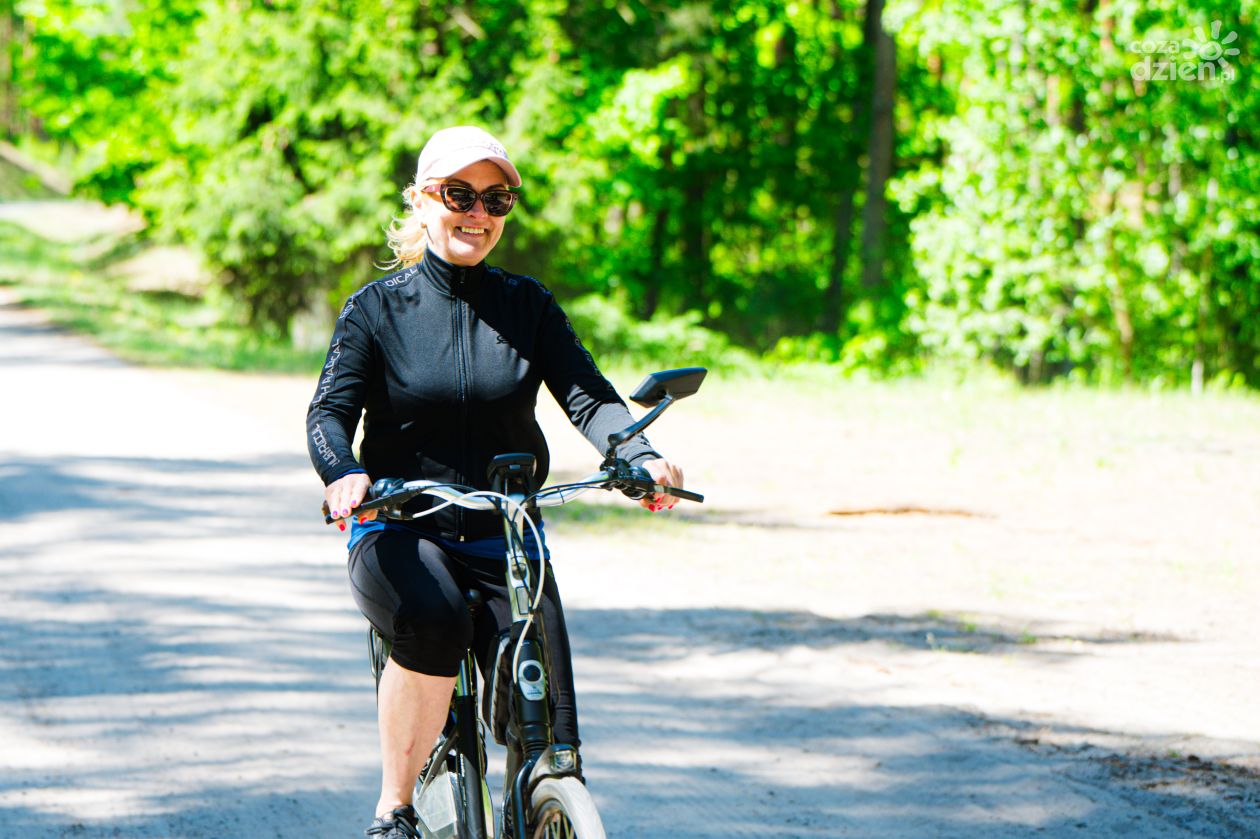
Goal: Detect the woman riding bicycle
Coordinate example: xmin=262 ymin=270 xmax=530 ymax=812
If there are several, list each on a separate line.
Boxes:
xmin=305 ymin=126 xmax=685 ymax=839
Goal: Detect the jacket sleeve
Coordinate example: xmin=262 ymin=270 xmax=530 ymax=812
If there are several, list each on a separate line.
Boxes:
xmin=306 ymin=290 xmax=376 ymax=485
xmin=536 ymin=292 xmax=661 ymax=466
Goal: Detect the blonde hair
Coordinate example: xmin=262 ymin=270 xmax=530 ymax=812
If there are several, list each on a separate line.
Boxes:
xmin=381 ymin=183 xmax=428 ymax=270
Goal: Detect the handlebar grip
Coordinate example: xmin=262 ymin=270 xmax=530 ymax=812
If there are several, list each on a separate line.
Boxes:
xmin=660 ymin=486 xmax=704 ymax=503
xmin=322 ymin=478 xmax=413 ymax=524
xmin=618 ymin=480 xmax=705 ymax=504
xmin=323 ymin=495 xmax=393 ymax=525
xmin=618 ymin=464 xmax=704 ymax=504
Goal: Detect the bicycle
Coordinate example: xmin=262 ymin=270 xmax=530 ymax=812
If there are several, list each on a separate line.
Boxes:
xmin=324 ymin=367 xmax=706 ymax=838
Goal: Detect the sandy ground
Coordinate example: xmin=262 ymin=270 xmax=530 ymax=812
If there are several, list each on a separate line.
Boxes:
xmin=3 ymin=206 xmax=1260 ymax=837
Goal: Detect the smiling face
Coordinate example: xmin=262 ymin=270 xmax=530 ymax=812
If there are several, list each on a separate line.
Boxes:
xmin=410 ymin=160 xmax=511 ymax=267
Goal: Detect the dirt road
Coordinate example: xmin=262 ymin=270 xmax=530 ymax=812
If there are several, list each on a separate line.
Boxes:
xmin=2 ymin=286 xmax=1259 ymax=837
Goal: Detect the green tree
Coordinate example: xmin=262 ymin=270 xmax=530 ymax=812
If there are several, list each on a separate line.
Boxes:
xmin=14 ymin=0 xmax=1260 ymax=387
xmin=16 ymin=0 xmax=201 ymax=201
xmin=891 ymin=0 xmax=1260 ymax=386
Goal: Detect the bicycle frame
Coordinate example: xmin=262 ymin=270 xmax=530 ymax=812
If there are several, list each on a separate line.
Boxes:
xmin=348 ymin=366 xmax=709 ymax=838
xmin=366 ymin=460 xmax=694 ymax=838
xmin=396 ymin=453 xmax=577 ymax=839
xmin=489 ymin=453 xmax=570 ymax=839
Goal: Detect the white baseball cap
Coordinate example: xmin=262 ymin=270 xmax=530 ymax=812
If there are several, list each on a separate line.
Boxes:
xmin=415 ymin=126 xmax=522 ymax=187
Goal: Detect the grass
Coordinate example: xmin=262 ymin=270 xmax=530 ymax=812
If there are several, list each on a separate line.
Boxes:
xmin=0 ymin=219 xmax=327 ymax=373
xmin=0 ymin=152 xmax=62 ymax=201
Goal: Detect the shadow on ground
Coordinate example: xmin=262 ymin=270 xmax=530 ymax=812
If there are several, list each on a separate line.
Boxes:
xmin=0 ymin=452 xmax=318 ymax=541
xmin=567 ymin=605 xmax=1180 ymax=663
xmin=0 ymin=448 xmax=1253 ymax=837
xmin=0 ymin=589 xmax=1250 ymax=837
xmin=0 ymin=785 xmax=373 ymax=839
xmin=565 ymin=607 xmax=1259 ymax=839
xmin=0 ymin=559 xmax=377 ymax=837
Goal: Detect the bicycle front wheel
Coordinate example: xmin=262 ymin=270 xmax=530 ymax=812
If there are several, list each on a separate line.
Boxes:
xmin=529 ymin=777 xmax=606 ymax=839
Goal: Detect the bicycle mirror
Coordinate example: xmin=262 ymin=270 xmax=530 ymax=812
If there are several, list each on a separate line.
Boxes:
xmin=628 ymin=367 xmax=707 ymax=408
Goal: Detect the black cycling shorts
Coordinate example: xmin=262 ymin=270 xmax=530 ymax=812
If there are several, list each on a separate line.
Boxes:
xmin=347 ymin=528 xmax=580 ymax=746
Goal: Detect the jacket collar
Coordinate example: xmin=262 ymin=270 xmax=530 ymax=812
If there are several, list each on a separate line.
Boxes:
xmin=419 ymin=247 xmax=486 ymax=299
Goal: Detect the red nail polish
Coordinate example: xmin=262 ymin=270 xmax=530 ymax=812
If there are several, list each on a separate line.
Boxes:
xmin=338 ymin=522 xmax=346 ymax=532
xmin=358 ymin=516 xmax=368 ymax=524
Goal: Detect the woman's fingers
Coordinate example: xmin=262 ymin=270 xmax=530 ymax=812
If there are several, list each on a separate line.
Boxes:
xmin=656 ymin=462 xmax=683 ymax=509
xmin=664 ymin=464 xmax=684 ymax=508
xmin=640 ymin=458 xmax=685 ymax=511
xmin=325 ymin=473 xmax=372 ymax=528
xmin=639 ymin=459 xmax=664 ymax=510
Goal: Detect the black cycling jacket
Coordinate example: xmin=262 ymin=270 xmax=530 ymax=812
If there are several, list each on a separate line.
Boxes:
xmin=306 ymin=248 xmax=659 ymax=541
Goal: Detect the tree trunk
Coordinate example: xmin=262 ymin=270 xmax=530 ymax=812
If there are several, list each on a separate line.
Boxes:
xmin=819 ymin=0 xmax=867 ymax=333
xmin=1192 ymin=273 xmax=1207 ymax=395
xmin=860 ymin=0 xmax=895 ymax=291
xmin=1 ymin=7 xmax=12 ymax=140
xmin=681 ymin=172 xmax=708 ymax=302
xmin=682 ymin=66 xmax=709 ymax=304
xmin=822 ymin=180 xmax=857 ymax=333
xmin=22 ymin=18 xmax=37 ymax=137
xmin=641 ymin=137 xmax=675 ymax=319
xmin=775 ymin=25 xmax=799 ymax=155
xmin=643 ymin=202 xmax=668 ymax=319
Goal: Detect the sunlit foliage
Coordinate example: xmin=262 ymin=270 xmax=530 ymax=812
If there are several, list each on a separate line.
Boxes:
xmin=8 ymin=0 xmax=1259 ymax=386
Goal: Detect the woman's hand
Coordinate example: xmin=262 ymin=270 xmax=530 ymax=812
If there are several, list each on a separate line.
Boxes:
xmin=325 ymin=472 xmax=376 ymax=529
xmin=639 ymin=458 xmax=685 ymax=512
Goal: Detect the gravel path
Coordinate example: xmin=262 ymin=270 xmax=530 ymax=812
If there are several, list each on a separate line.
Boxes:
xmin=1 ymin=285 xmax=1258 ymax=838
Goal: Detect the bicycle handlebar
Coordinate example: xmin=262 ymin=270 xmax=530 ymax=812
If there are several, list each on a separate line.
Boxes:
xmin=322 ymin=366 xmax=708 ymax=526
xmin=322 ymin=466 xmax=703 ymax=525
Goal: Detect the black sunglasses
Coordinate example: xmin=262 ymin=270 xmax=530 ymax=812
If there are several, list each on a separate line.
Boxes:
xmin=421 ymin=182 xmax=521 ymax=217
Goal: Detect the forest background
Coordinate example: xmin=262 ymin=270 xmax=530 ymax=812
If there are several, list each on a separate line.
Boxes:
xmin=3 ymin=0 xmax=1258 ymax=389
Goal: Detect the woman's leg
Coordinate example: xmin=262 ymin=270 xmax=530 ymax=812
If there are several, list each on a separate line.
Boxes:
xmin=348 ymin=531 xmax=475 ymax=817
xmin=375 ymin=659 xmax=456 ymax=816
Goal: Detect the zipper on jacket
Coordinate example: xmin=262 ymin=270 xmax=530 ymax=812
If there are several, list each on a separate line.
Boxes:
xmin=454 ymin=268 xmax=470 ymax=541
